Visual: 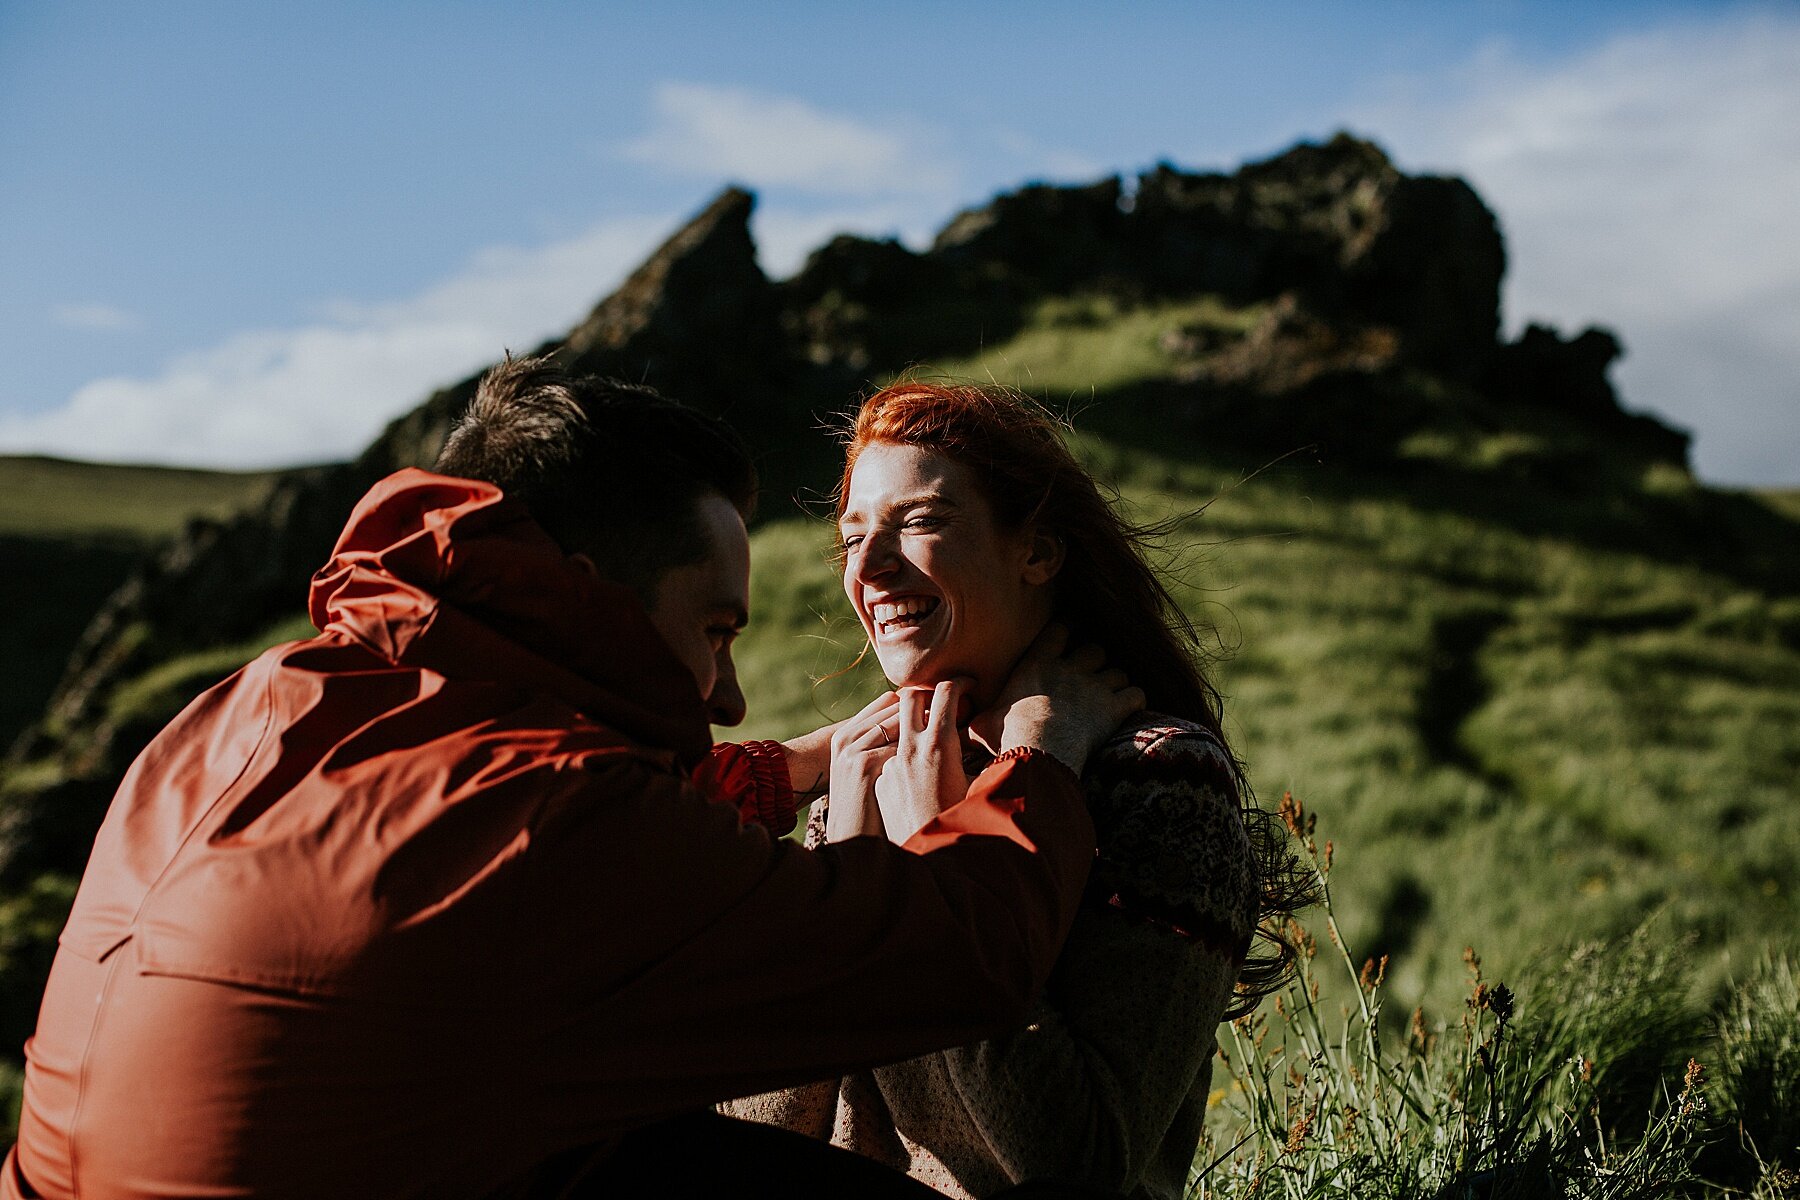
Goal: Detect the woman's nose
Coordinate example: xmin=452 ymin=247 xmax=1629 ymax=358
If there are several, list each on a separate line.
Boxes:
xmin=850 ymin=532 xmax=900 ymax=583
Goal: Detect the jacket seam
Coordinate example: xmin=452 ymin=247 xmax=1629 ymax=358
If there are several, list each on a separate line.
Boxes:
xmin=66 ymin=941 xmax=133 ymax=1199
xmin=122 ymin=661 xmax=279 ymax=935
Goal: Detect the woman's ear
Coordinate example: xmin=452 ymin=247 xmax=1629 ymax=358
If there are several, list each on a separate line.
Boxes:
xmin=1021 ymin=528 xmax=1065 ymax=586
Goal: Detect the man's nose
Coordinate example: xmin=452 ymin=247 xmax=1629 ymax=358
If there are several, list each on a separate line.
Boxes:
xmin=707 ymin=657 xmax=747 ymax=727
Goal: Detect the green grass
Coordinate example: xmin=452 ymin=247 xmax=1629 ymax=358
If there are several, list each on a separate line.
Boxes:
xmin=0 ymin=455 xmax=277 ymax=539
xmin=1192 ymin=812 xmax=1785 ymax=1198
xmin=888 ymin=292 xmax=1264 ymax=399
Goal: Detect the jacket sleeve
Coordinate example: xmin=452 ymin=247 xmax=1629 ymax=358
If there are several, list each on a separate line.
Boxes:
xmin=513 ymin=748 xmax=1095 ymax=1141
xmin=693 ymin=740 xmax=798 ymax=835
xmin=928 ymin=728 xmax=1257 ymax=1191
xmin=716 ymin=795 xmax=838 ymax=1134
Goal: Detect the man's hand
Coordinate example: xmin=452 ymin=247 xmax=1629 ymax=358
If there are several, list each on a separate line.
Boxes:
xmin=825 ymin=691 xmax=900 ymax=841
xmin=874 ymin=679 xmax=971 ymax=845
xmin=971 ymin=625 xmax=1145 ymax=778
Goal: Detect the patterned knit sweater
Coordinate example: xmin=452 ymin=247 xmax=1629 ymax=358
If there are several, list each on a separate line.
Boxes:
xmin=721 ymin=714 xmax=1259 ymax=1199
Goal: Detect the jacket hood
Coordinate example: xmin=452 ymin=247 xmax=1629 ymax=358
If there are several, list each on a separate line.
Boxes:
xmin=308 ymin=469 xmax=712 ymax=767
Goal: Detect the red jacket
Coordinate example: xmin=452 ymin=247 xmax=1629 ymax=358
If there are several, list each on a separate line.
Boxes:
xmin=4 ymin=471 xmax=1095 ymax=1200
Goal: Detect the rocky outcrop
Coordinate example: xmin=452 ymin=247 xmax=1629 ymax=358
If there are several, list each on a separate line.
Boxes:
xmin=1487 ymin=324 xmax=1691 ymax=465
xmin=778 ymin=134 xmax=1509 ymax=387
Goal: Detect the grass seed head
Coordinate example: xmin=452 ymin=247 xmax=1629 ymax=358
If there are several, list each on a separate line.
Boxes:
xmin=1283 ymin=1107 xmax=1315 ymax=1154
xmin=1486 ymin=981 xmax=1515 ymax=1027
xmin=1279 ymin=791 xmax=1302 ymax=837
xmin=1360 ymin=954 xmax=1389 ymax=990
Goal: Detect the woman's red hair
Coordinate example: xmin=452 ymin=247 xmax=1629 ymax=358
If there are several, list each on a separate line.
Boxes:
xmin=836 ymin=380 xmax=1317 ymax=1014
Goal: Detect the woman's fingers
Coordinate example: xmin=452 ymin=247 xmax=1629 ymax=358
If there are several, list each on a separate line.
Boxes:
xmin=834 ymin=692 xmax=899 ymax=750
xmin=848 ymin=689 xmax=898 ymax=725
xmin=897 ymin=686 xmax=933 ymax=745
xmin=925 ymin=678 xmax=966 ymax=741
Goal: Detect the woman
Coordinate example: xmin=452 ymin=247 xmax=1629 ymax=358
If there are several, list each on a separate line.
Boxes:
xmin=725 ymin=381 xmax=1314 ymax=1200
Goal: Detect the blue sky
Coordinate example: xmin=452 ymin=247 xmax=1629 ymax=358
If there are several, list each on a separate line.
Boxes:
xmin=2 ymin=1 xmax=1795 ymax=484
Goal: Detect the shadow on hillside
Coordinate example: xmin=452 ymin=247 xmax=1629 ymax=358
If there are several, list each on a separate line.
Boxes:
xmin=1079 ymin=381 xmax=1800 ymax=599
xmin=0 ymin=535 xmax=148 ymax=754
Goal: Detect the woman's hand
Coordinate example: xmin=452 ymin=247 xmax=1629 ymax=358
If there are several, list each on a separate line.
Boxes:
xmin=825 ymin=690 xmax=900 ymax=841
xmin=971 ymin=625 xmax=1144 ymax=778
xmin=874 ymin=679 xmax=971 ymax=844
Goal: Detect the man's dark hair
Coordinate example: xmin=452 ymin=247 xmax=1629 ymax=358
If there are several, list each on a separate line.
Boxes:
xmin=436 ymin=354 xmax=757 ymax=599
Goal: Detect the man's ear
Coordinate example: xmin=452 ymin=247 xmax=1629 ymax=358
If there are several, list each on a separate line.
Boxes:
xmin=567 ymin=552 xmax=602 ymax=580
xmin=1021 ymin=528 xmax=1065 ymax=586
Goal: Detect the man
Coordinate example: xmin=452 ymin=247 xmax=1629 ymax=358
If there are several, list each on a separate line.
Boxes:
xmin=4 ymin=356 xmax=1140 ymax=1198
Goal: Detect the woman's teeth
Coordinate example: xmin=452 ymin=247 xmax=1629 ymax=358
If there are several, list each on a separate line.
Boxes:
xmin=872 ymin=597 xmax=938 ymax=631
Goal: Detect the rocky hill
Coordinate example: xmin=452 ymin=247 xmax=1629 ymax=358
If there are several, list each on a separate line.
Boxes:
xmin=2 ymin=133 xmax=1794 ymax=1065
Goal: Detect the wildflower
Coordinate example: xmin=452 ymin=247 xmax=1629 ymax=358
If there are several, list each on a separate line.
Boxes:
xmin=1678 ymin=1058 xmax=1707 ymax=1118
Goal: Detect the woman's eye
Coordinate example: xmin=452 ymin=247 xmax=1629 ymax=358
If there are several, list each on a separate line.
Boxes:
xmin=904 ymin=516 xmax=942 ymax=531
xmin=841 ymin=534 xmax=864 ymax=550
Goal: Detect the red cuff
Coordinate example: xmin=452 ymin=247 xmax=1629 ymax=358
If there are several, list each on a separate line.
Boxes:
xmin=697 ymin=741 xmax=798 ymax=836
xmin=903 ymin=747 xmax=1087 ymax=855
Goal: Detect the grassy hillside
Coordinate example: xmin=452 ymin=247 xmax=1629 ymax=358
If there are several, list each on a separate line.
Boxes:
xmin=730 ymin=295 xmax=1800 ymax=1014
xmin=734 ymin=447 xmax=1800 ymax=1007
xmin=0 ymin=455 xmax=279 ymax=540
xmin=0 ymin=457 xmax=278 ymax=752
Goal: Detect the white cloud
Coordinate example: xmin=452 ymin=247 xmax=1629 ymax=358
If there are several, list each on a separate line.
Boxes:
xmin=0 ymin=215 xmax=675 ymax=468
xmin=624 ymin=82 xmax=957 ymax=197
xmin=988 ymin=129 xmax=1105 ymax=184
xmin=1353 ymin=10 xmax=1800 ymax=486
xmin=751 ymin=202 xmax=943 ymax=280
xmin=50 ymin=303 xmax=139 ymax=331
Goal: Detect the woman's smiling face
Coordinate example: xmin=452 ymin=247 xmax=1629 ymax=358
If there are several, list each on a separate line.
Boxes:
xmin=839 ymin=442 xmax=1056 ymax=702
